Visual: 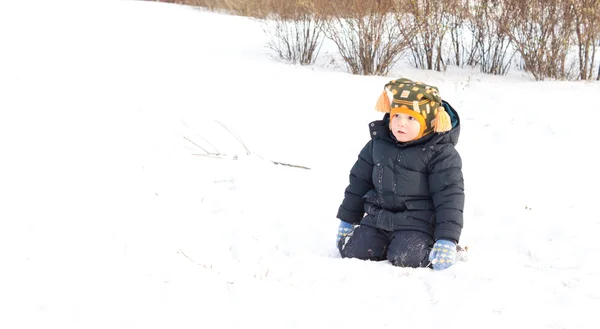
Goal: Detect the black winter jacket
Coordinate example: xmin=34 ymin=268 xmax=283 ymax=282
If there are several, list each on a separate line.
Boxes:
xmin=336 ymin=101 xmax=465 ymax=243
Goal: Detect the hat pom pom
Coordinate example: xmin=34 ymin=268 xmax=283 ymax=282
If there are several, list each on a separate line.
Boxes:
xmin=375 ymin=89 xmax=391 ymax=113
xmin=433 ymin=107 xmax=452 ymax=133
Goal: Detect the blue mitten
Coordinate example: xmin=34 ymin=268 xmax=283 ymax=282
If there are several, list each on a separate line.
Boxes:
xmin=429 ymin=239 xmax=457 ymax=270
xmin=336 ymin=221 xmax=354 ymax=245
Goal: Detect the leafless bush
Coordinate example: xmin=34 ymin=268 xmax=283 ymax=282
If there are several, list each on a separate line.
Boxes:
xmin=573 ymin=0 xmax=600 ymax=80
xmin=149 ymin=0 xmax=270 ymax=17
xmin=501 ymin=0 xmax=576 ymax=80
xmin=465 ymin=0 xmax=516 ymax=75
xmin=447 ymin=0 xmax=471 ymax=67
xmin=264 ymin=1 xmax=326 ymax=65
xmin=402 ymin=0 xmax=458 ymax=72
xmin=320 ymin=0 xmax=415 ymax=75
xmin=221 ymin=0 xmax=271 ymax=17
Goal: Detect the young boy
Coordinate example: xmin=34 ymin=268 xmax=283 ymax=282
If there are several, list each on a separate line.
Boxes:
xmin=336 ymin=78 xmax=464 ymax=270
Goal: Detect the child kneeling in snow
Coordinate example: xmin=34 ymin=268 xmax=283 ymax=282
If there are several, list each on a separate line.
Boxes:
xmin=336 ymin=78 xmax=464 ymax=270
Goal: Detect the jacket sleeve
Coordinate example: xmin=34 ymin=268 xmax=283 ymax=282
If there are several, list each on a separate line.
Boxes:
xmin=336 ymin=140 xmax=375 ymax=224
xmin=427 ymin=144 xmax=465 ymax=243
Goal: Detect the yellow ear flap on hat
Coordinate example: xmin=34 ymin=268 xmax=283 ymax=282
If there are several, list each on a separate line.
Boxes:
xmin=432 ymin=107 xmax=452 ymax=133
xmin=375 ymin=89 xmax=391 ymax=113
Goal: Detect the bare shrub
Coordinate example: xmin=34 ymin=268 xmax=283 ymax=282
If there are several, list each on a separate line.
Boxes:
xmin=446 ymin=0 xmax=471 ymax=67
xmin=151 ymin=0 xmax=270 ymax=18
xmin=466 ymin=0 xmax=516 ymax=75
xmin=502 ymin=0 xmax=576 ymax=80
xmin=572 ymin=0 xmax=600 ymax=80
xmin=220 ymin=0 xmax=271 ymax=17
xmin=401 ymin=0 xmax=459 ymax=72
xmin=596 ymin=4 xmax=600 ymax=80
xmin=320 ymin=0 xmax=415 ymax=75
xmin=264 ymin=1 xmax=326 ymax=65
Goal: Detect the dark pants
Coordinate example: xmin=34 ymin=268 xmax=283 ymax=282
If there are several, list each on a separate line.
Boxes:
xmin=338 ymin=225 xmax=433 ymax=268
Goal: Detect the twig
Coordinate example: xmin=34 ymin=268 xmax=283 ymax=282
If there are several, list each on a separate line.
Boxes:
xmin=192 ymin=154 xmax=310 ymax=170
xmin=188 ymin=120 xmax=310 ymax=170
xmin=177 ymin=249 xmax=212 ymax=269
xmin=181 ymin=121 xmax=221 ymax=155
xmin=271 ymin=160 xmax=311 ymax=170
xmin=192 ymin=153 xmax=226 ymax=159
xmin=195 ymin=133 xmax=221 ymax=155
xmin=215 ymin=120 xmax=251 ymax=155
xmin=183 ymin=136 xmax=210 ymax=154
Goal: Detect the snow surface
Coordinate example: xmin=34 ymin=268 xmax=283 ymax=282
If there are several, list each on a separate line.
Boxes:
xmin=0 ymin=1 xmax=599 ymax=328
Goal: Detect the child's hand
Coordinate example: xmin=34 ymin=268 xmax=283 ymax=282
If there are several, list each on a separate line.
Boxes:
xmin=429 ymin=239 xmax=457 ymax=270
xmin=337 ymin=221 xmax=354 ymax=245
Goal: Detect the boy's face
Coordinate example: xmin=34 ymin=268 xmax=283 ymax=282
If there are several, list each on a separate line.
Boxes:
xmin=389 ymin=113 xmax=421 ymax=142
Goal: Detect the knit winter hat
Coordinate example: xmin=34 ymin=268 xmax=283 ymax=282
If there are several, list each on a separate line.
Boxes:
xmin=375 ymin=78 xmax=452 ymax=140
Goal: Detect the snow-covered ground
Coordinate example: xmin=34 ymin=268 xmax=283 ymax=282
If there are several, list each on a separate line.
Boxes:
xmin=0 ymin=1 xmax=599 ymax=328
